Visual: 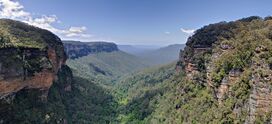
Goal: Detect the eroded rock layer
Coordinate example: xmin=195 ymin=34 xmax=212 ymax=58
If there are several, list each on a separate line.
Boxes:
xmin=177 ymin=16 xmax=272 ymax=123
xmin=0 ymin=19 xmax=66 ymax=100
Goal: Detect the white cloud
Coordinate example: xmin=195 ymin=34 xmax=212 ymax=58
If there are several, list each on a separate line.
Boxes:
xmin=0 ymin=0 xmax=29 ymax=19
xmin=164 ymin=31 xmax=170 ymax=35
xmin=180 ymin=28 xmax=195 ymax=34
xmin=0 ymin=0 xmax=92 ymax=41
xmin=69 ymin=26 xmax=87 ymax=33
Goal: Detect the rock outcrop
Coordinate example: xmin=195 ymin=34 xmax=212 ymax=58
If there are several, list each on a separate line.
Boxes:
xmin=247 ymin=45 xmax=272 ymax=123
xmin=0 ymin=19 xmax=66 ymax=100
xmin=63 ymin=40 xmax=119 ymax=59
xmin=177 ymin=16 xmax=272 ymax=123
xmin=0 ymin=19 xmax=73 ymax=123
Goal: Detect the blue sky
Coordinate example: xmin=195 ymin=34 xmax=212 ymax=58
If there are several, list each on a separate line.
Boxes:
xmin=1 ymin=0 xmax=272 ymax=45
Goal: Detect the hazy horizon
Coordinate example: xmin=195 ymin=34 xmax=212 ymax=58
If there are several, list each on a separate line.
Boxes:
xmin=1 ymin=0 xmax=272 ymax=45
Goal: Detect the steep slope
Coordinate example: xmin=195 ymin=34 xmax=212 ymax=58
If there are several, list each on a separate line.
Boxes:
xmin=67 ymin=51 xmax=148 ymax=86
xmin=3 ymin=16 xmax=272 ymax=124
xmin=0 ymin=19 xmax=71 ymax=123
xmin=63 ymin=40 xmax=149 ymax=86
xmin=0 ymin=19 xmax=117 ymax=124
xmin=174 ymin=16 xmax=272 ymax=123
xmin=0 ymin=19 xmax=67 ymax=98
xmin=113 ymin=62 xmax=182 ymax=123
xmin=0 ymin=19 xmax=66 ymax=100
xmin=111 ymin=16 xmax=272 ymax=124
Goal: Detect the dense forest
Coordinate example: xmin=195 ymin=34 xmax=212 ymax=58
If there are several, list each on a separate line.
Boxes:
xmin=1 ymin=16 xmax=272 ymax=124
xmin=65 ymin=16 xmax=272 ymax=123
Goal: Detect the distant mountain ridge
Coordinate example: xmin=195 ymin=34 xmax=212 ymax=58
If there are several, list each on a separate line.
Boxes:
xmin=63 ymin=40 xmax=150 ymax=86
xmin=67 ymin=51 xmax=149 ymax=86
xmin=118 ymin=44 xmax=162 ymax=55
xmin=119 ymin=44 xmax=185 ymax=66
xmin=63 ymin=40 xmax=119 ymax=59
xmin=139 ymin=44 xmax=185 ymax=65
xmin=118 ymin=45 xmax=153 ymax=55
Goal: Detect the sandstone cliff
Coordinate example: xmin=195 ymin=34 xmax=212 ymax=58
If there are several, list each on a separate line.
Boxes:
xmin=177 ymin=16 xmax=272 ymax=123
xmin=0 ymin=19 xmax=67 ymax=101
xmin=0 ymin=19 xmax=73 ymax=123
xmin=63 ymin=40 xmax=119 ymax=59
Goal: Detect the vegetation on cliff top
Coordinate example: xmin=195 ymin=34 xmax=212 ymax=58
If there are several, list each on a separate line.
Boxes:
xmin=177 ymin=16 xmax=272 ymax=123
xmin=2 ymin=16 xmax=272 ymax=124
xmin=0 ymin=19 xmax=62 ymax=48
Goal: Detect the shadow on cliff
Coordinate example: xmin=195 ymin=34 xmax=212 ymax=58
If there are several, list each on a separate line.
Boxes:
xmin=0 ymin=69 xmax=118 ymax=124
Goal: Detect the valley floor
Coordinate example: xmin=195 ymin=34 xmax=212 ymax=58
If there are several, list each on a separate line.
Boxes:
xmin=67 ymin=60 xmax=183 ymax=123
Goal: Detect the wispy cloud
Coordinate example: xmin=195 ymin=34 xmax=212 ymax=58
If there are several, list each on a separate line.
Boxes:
xmin=180 ymin=28 xmax=195 ymax=34
xmin=164 ymin=31 xmax=170 ymax=35
xmin=0 ymin=0 xmax=92 ymax=40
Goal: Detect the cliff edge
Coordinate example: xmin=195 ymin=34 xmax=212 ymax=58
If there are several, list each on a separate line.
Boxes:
xmin=177 ymin=16 xmax=272 ymax=123
xmin=0 ymin=19 xmax=67 ymax=100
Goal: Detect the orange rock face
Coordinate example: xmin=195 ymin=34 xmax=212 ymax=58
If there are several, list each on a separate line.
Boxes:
xmin=0 ymin=70 xmax=54 ymax=98
xmin=0 ymin=47 xmax=65 ymax=100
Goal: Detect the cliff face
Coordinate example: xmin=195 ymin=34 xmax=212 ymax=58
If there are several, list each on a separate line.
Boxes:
xmin=0 ymin=19 xmax=74 ymax=123
xmin=0 ymin=65 xmax=73 ymax=123
xmin=63 ymin=40 xmax=119 ymax=59
xmin=0 ymin=19 xmax=66 ymax=101
xmin=177 ymin=16 xmax=272 ymax=123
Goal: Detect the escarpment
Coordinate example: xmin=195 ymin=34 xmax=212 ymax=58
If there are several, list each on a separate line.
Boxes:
xmin=63 ymin=40 xmax=119 ymax=59
xmin=0 ymin=19 xmax=67 ymax=100
xmin=177 ymin=16 xmax=272 ymax=123
xmin=0 ymin=19 xmax=75 ymax=123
